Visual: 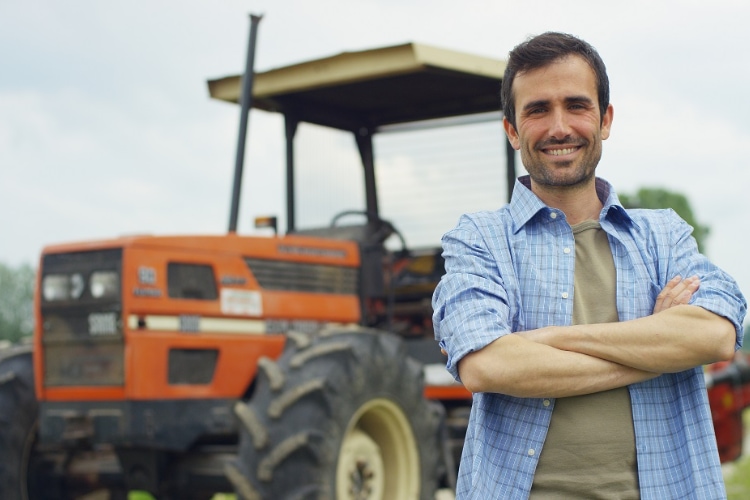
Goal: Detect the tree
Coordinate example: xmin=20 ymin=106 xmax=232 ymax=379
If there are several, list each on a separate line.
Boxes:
xmin=619 ymin=187 xmax=710 ymax=254
xmin=0 ymin=262 xmax=35 ymax=344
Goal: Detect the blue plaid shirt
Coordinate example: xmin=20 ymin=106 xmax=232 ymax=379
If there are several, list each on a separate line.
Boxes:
xmin=433 ymin=176 xmax=747 ymax=499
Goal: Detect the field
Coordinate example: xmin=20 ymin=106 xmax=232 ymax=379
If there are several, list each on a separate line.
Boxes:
xmin=724 ymin=410 xmax=750 ymax=499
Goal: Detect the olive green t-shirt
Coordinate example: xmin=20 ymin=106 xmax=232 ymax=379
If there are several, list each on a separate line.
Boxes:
xmin=530 ymin=221 xmax=639 ymax=499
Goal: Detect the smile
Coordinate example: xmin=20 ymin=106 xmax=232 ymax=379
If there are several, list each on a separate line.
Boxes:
xmin=546 ymin=147 xmax=579 ymax=156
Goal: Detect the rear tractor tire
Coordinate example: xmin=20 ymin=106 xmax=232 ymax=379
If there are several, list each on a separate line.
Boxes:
xmin=226 ymin=329 xmax=442 ymax=500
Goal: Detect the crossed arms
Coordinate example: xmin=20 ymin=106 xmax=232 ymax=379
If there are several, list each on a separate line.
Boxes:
xmin=457 ymin=276 xmax=737 ymax=398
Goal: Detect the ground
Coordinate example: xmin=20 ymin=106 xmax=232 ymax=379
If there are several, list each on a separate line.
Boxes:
xmin=723 ymin=409 xmax=750 ymax=499
xmin=116 ymin=410 xmax=750 ymax=500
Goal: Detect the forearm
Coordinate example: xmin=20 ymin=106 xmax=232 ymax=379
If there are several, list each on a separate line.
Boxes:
xmin=526 ymin=305 xmax=736 ymax=373
xmin=458 ymin=333 xmax=658 ymax=398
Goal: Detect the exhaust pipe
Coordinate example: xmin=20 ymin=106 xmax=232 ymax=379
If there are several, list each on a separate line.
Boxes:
xmin=228 ymin=13 xmax=263 ymax=233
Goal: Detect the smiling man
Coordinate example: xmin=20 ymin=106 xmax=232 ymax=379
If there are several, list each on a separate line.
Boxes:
xmin=432 ymin=32 xmax=747 ymax=499
xmin=508 ymin=55 xmax=610 ymax=194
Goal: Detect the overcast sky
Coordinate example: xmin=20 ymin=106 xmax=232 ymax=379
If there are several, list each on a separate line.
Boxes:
xmin=2 ymin=0 xmax=749 ymax=321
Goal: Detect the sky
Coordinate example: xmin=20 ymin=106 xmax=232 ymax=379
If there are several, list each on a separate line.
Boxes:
xmin=2 ymin=0 xmax=749 ymax=321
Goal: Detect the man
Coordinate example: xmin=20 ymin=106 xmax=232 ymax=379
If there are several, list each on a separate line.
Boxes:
xmin=432 ymin=32 xmax=747 ymax=499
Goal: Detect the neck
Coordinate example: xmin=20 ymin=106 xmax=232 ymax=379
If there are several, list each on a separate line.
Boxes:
xmin=530 ymin=179 xmax=602 ymax=225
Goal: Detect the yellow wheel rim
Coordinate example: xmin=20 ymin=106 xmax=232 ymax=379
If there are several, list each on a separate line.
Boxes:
xmin=336 ymin=398 xmax=420 ymax=500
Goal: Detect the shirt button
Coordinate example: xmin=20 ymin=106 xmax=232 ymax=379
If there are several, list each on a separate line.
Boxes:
xmin=561 ymin=292 xmax=569 ymax=299
xmin=528 ymin=448 xmax=536 ymax=456
xmin=550 ymin=212 xmax=558 ymax=219
xmin=563 ymin=247 xmax=571 ymax=254
xmin=543 ymin=399 xmax=551 ymax=407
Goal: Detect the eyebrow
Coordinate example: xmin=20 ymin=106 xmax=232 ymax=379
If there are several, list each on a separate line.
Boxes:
xmin=522 ymin=95 xmax=595 ymax=112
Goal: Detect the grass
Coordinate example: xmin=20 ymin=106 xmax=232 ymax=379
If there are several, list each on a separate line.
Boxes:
xmin=128 ymin=494 xmax=235 ymax=500
xmin=726 ymin=464 xmax=750 ymax=500
xmin=724 ymin=409 xmax=750 ymax=499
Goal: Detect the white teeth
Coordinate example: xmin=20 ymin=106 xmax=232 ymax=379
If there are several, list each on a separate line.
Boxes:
xmin=549 ymin=147 xmax=576 ymax=156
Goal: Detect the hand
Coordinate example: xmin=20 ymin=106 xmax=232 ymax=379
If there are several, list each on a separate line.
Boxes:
xmin=653 ymin=275 xmax=699 ymax=314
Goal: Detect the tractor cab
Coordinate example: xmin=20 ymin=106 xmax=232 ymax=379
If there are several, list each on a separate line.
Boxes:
xmin=208 ymin=41 xmax=515 ymax=339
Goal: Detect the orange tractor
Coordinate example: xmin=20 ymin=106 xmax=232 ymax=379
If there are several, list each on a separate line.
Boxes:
xmin=1 ymin=17 xmax=747 ymax=500
xmin=0 ymin=17 xmax=511 ymax=499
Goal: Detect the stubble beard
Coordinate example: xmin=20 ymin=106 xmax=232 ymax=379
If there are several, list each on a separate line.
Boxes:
xmin=521 ymin=135 xmax=603 ymax=189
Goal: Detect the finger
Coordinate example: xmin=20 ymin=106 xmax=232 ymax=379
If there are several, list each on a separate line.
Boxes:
xmin=656 ymin=275 xmax=681 ymax=299
xmin=667 ymin=276 xmax=697 ymax=304
xmin=656 ymin=275 xmax=682 ymax=297
xmin=654 ymin=276 xmax=684 ymax=312
xmin=673 ymin=289 xmax=693 ymax=304
xmin=675 ymin=276 xmax=700 ymax=304
xmin=654 ymin=276 xmax=700 ymax=313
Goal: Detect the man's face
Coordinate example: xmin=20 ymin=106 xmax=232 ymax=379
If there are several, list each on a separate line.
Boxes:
xmin=503 ymin=55 xmax=613 ymax=191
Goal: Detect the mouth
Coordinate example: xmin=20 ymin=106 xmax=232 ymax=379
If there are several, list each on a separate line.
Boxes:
xmin=537 ymin=138 xmax=587 ymax=158
xmin=544 ymin=146 xmax=581 ymax=156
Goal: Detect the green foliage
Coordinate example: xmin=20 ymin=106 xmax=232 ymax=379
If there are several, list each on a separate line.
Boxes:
xmin=619 ymin=187 xmax=710 ymax=254
xmin=0 ymin=262 xmax=35 ymax=343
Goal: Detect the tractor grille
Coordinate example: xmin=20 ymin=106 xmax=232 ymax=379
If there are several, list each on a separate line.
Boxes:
xmin=244 ymin=258 xmax=358 ymax=295
xmin=40 ymin=249 xmax=124 ymax=387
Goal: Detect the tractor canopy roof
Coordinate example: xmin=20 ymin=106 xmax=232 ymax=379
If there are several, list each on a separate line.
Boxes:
xmin=207 ymin=42 xmax=506 ymax=131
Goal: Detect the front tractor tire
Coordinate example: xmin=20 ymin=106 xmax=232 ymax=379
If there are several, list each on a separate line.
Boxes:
xmin=226 ymin=329 xmax=442 ymax=500
xmin=0 ymin=346 xmax=58 ymax=500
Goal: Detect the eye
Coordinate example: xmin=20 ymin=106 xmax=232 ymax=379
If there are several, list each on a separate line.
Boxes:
xmin=568 ymin=100 xmax=593 ymax=111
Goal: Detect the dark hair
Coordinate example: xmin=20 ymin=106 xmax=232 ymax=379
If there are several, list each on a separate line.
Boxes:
xmin=501 ymin=32 xmax=610 ymax=128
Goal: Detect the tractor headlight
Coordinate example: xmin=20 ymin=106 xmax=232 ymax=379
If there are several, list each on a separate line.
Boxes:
xmin=42 ymin=274 xmax=70 ymax=301
xmin=42 ymin=273 xmax=84 ymax=301
xmin=90 ymin=271 xmax=119 ymax=299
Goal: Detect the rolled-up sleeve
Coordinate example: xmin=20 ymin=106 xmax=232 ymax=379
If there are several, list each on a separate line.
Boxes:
xmin=662 ymin=210 xmax=747 ymax=348
xmin=432 ymin=215 xmax=514 ymax=381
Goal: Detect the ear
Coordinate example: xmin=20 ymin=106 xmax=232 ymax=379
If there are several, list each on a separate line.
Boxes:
xmin=503 ymin=117 xmax=521 ymax=150
xmin=600 ymin=104 xmax=614 ymax=140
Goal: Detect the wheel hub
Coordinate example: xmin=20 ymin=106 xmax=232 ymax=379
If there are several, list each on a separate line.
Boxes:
xmin=341 ymin=429 xmax=384 ymax=499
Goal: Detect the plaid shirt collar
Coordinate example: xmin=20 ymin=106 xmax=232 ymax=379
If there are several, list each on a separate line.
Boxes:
xmin=509 ymin=175 xmax=637 ymax=234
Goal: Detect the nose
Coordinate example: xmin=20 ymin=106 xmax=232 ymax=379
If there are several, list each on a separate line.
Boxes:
xmin=548 ymin=107 xmax=573 ymax=139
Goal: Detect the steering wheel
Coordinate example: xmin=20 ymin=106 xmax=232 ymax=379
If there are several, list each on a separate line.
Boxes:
xmin=330 ymin=210 xmax=408 ymax=254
